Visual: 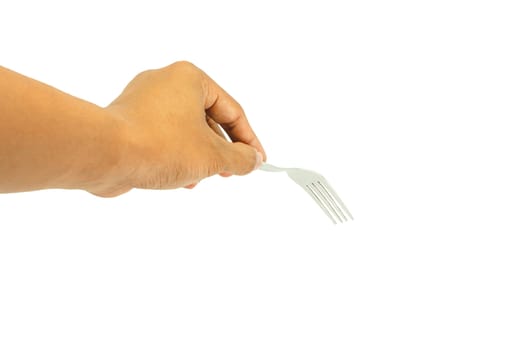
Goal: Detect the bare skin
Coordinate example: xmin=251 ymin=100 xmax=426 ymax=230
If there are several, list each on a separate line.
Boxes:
xmin=0 ymin=61 xmax=266 ymax=197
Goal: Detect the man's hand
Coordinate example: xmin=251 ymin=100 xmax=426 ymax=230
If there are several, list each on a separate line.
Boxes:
xmin=0 ymin=62 xmax=265 ymax=196
xmin=102 ymin=61 xmax=265 ymax=196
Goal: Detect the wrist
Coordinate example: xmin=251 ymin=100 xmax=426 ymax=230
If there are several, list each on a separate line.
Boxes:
xmin=78 ymin=106 xmax=132 ymax=197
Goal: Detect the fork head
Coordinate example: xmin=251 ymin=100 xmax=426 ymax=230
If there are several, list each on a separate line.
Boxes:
xmin=286 ymin=168 xmax=353 ymax=224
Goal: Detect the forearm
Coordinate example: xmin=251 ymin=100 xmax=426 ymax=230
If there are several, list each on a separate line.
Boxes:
xmin=0 ymin=66 xmax=126 ymax=194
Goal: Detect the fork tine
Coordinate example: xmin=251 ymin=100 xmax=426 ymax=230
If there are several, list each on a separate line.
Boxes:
xmin=305 ymin=184 xmax=338 ymax=224
xmin=312 ymin=181 xmax=345 ymax=223
xmin=318 ymin=178 xmax=353 ymax=220
xmin=315 ymin=181 xmax=347 ymax=222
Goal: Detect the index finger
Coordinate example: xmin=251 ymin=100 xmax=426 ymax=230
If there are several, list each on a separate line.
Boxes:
xmin=200 ymin=71 xmax=266 ymax=160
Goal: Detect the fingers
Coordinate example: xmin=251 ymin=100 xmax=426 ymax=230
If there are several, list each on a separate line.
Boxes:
xmin=201 ymin=71 xmax=267 ymax=161
xmin=217 ymin=141 xmax=264 ymax=176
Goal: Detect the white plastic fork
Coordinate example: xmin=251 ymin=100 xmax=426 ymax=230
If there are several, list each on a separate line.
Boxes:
xmin=259 ymin=163 xmax=353 ymax=224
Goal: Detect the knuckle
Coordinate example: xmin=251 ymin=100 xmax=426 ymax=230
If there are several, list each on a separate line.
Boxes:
xmin=168 ymin=60 xmax=198 ymax=73
xmin=164 ymin=61 xmax=203 ymax=86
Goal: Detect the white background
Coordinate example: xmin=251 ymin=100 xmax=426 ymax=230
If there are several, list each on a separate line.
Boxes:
xmin=1 ymin=0 xmax=526 ymax=349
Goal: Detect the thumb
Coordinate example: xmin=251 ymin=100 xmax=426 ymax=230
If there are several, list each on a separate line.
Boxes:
xmin=216 ymin=141 xmax=263 ymax=175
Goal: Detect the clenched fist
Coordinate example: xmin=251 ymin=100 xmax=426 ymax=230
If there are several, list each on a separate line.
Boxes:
xmin=103 ymin=61 xmax=266 ymax=196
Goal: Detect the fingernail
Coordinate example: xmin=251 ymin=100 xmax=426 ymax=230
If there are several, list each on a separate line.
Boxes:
xmin=254 ymin=151 xmax=263 ymax=171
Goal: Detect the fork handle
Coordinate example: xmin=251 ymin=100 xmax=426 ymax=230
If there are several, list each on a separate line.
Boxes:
xmin=259 ymin=163 xmax=285 ymax=172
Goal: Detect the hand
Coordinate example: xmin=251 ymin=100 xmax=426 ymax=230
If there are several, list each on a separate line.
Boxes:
xmin=101 ymin=61 xmax=266 ymax=197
